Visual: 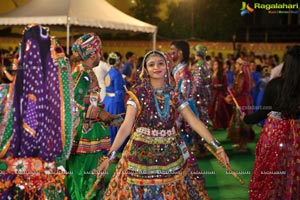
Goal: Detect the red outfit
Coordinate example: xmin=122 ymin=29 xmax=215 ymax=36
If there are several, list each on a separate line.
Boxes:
xmin=227 ymin=64 xmax=255 ymax=145
xmin=208 ymin=75 xmax=232 ymax=129
xmin=233 ymin=65 xmax=254 ymax=114
xmin=249 ymin=114 xmax=300 ymax=199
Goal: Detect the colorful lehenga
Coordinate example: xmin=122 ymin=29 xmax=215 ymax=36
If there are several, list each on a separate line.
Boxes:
xmin=249 ymin=112 xmax=300 ymax=199
xmin=65 ymin=68 xmax=110 ymax=200
xmin=104 ymin=84 xmax=210 ymax=200
xmin=0 ymin=24 xmax=73 ymax=199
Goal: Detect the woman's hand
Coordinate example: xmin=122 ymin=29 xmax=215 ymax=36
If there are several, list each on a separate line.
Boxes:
xmin=217 ymin=148 xmax=230 ymax=167
xmin=97 ymin=156 xmax=110 ymax=176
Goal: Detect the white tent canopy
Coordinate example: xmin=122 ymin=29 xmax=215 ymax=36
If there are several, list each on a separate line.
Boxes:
xmin=0 ymin=0 xmax=157 ymax=54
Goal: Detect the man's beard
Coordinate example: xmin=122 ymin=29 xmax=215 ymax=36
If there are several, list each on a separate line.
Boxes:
xmin=92 ymin=57 xmax=100 ymax=67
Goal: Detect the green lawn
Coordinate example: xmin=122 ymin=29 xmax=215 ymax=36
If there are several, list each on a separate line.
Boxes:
xmin=199 ymin=125 xmax=261 ymax=200
xmin=104 ymin=125 xmax=262 ymax=200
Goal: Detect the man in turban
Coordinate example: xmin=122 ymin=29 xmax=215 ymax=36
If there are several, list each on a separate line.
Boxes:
xmin=65 ymin=33 xmax=121 ymax=200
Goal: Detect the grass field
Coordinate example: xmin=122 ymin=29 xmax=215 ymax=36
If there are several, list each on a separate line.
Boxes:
xmin=199 ymin=126 xmax=262 ymax=200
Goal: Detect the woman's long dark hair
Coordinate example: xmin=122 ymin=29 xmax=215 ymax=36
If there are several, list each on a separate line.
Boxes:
xmin=277 ymin=45 xmax=300 ymax=117
xmin=216 ymin=60 xmax=224 ymax=83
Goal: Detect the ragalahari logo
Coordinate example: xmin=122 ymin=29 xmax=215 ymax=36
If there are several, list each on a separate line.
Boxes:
xmin=240 ymin=2 xmax=254 ymax=16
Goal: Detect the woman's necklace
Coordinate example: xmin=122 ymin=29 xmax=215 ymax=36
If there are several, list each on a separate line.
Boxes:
xmin=153 ymin=87 xmax=170 ymax=121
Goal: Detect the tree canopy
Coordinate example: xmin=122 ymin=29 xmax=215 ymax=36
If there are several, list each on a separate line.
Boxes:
xmin=129 ymin=0 xmax=244 ymax=41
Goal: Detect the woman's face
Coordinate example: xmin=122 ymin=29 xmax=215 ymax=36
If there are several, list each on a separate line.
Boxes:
xmin=212 ymin=61 xmax=218 ymax=71
xmin=235 ymin=62 xmax=242 ymax=72
xmin=145 ymin=54 xmax=167 ymax=81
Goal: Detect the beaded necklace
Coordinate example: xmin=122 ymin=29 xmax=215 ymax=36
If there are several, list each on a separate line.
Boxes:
xmin=153 ymin=87 xmax=170 ymax=121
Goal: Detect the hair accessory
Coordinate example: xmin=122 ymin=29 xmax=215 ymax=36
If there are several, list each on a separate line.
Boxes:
xmin=193 ymin=44 xmax=207 ymax=57
xmin=107 ymin=52 xmax=120 ymax=67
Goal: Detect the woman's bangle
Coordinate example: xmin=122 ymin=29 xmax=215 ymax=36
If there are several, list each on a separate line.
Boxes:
xmin=210 ymin=138 xmax=222 ymax=152
xmin=107 ymin=151 xmax=116 ymax=161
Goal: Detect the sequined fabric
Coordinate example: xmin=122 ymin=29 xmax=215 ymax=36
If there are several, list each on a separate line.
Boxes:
xmin=172 ymin=62 xmax=198 ymax=143
xmin=249 ymin=114 xmax=300 ymax=199
xmin=172 ymin=62 xmax=206 ymax=185
xmin=104 ymin=84 xmax=210 ymax=200
xmin=0 ymin=24 xmax=73 ymax=199
xmin=191 ymin=60 xmax=213 ymax=126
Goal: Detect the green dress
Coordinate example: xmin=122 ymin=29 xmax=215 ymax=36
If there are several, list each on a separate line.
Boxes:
xmin=65 ymin=68 xmax=110 ymax=200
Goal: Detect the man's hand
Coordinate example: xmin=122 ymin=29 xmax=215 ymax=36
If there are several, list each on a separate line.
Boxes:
xmin=110 ymin=115 xmax=123 ymax=127
xmin=98 ymin=110 xmax=114 ymax=122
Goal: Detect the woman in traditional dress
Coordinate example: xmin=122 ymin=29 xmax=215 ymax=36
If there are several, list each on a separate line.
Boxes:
xmin=98 ymin=50 xmax=230 ymax=199
xmin=242 ymin=45 xmax=300 ymax=199
xmin=226 ymin=57 xmax=255 ymax=151
xmin=208 ymin=60 xmax=232 ymax=130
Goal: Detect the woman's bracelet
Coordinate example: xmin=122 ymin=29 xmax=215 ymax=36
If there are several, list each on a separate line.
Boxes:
xmin=107 ymin=151 xmax=116 ymax=161
xmin=210 ymin=138 xmax=223 ymax=152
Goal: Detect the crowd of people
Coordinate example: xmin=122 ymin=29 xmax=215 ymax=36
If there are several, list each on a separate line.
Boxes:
xmin=0 ymin=24 xmax=299 ymax=200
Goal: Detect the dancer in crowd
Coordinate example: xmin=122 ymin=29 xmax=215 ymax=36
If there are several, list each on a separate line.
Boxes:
xmin=169 ymin=40 xmax=207 ymax=184
xmin=0 ymin=24 xmax=73 ymax=199
xmin=209 ymin=60 xmax=232 ymax=130
xmin=191 ymin=44 xmax=213 ymax=127
xmin=190 ymin=44 xmax=213 ymax=157
xmin=98 ymin=50 xmax=229 ymax=199
xmin=226 ymin=54 xmax=255 ymax=152
xmin=241 ymin=45 xmax=300 ymax=199
xmin=65 ymin=33 xmax=121 ymax=200
xmin=169 ymin=40 xmax=198 ymax=143
xmin=102 ymin=52 xmax=126 ymax=154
